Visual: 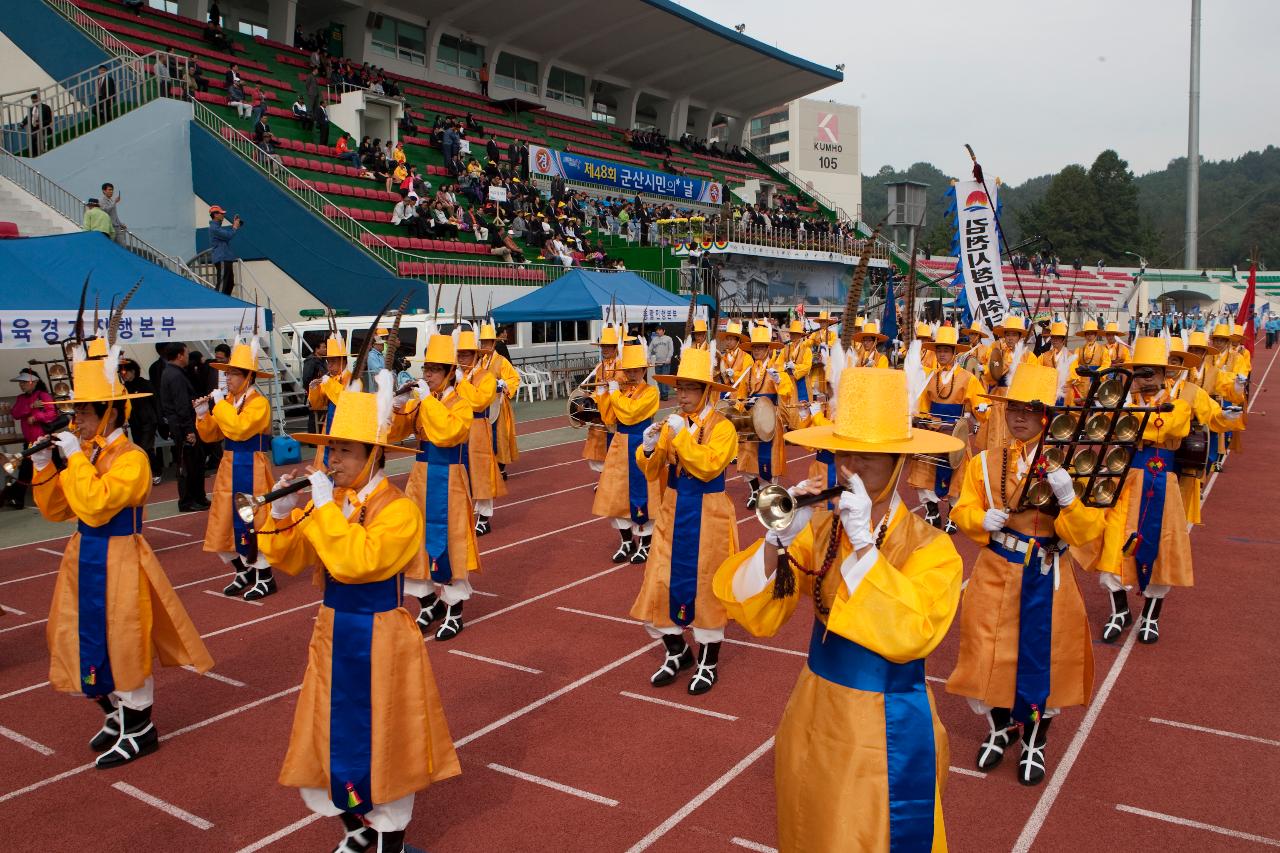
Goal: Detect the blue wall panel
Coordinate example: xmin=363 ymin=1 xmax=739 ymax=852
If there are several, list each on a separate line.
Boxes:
xmin=1 ymin=0 xmax=110 ymax=82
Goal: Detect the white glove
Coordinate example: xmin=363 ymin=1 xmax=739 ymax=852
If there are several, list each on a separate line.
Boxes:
xmin=976 ymin=403 xmax=989 ymax=413
xmin=765 ymin=501 xmax=813 ymax=547
xmin=723 ymin=367 xmax=735 ymax=380
xmin=416 ymin=379 xmax=431 ymax=399
xmin=665 ymin=413 xmax=686 ymax=435
xmin=54 ymin=431 xmax=83 ymax=459
xmin=30 ymin=447 xmax=53 ymax=470
xmin=1234 ymin=374 xmax=1247 ymax=388
xmin=455 ymin=368 xmax=464 ymax=384
xmin=496 ymin=379 xmax=508 ymax=393
xmin=194 ymin=398 xmax=210 ymax=418
xmin=308 ymin=468 xmax=334 ymax=509
xmin=642 ymin=422 xmax=661 ymax=453
xmin=982 ymin=507 xmax=1010 ymax=532
xmin=270 ymin=475 xmax=300 ymax=518
xmin=392 ymin=391 xmax=411 ymax=409
xmin=767 ymin=368 xmax=780 ymax=383
xmin=808 ymin=402 xmax=822 ymax=418
xmin=1046 ymin=467 xmax=1076 ymax=507
xmin=209 ymin=388 xmax=227 ymax=405
xmin=819 ymin=345 xmax=830 ymax=360
xmin=785 ymin=360 xmax=796 ymax=372
xmin=607 ymin=380 xmax=620 ymax=394
xmin=837 ymin=477 xmax=875 ymax=550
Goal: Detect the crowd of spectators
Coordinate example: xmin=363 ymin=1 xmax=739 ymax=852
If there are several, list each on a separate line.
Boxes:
xmin=679 ymin=133 xmax=751 ymax=162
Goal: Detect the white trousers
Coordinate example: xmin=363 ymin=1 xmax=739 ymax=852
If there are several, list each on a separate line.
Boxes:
xmin=917 ymin=488 xmax=940 ymax=504
xmin=965 ymin=695 xmax=1060 ymax=719
xmin=475 ymin=499 xmax=493 ymax=516
xmin=1098 ymin=572 xmax=1171 ymax=599
xmin=611 ymin=517 xmax=653 ymax=535
xmin=218 ymin=550 xmax=270 ymax=570
xmin=644 ymin=622 xmax=724 ymax=645
xmin=588 ymin=460 xmax=604 ymax=473
xmin=104 ymin=675 xmax=154 ymax=711
xmin=300 ymin=787 xmax=414 ymax=832
xmin=405 ymin=577 xmax=471 ymax=604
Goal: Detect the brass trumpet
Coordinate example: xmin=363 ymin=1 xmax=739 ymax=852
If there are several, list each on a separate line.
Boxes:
xmin=235 ymin=470 xmax=333 ymax=529
xmin=0 ymin=416 xmax=72 ymax=476
xmin=755 ymin=484 xmax=844 ymax=531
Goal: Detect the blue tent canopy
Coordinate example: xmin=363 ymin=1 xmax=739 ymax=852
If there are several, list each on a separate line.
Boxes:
xmin=0 ymin=233 xmax=264 ymax=349
xmin=490 ymin=269 xmax=685 ymax=323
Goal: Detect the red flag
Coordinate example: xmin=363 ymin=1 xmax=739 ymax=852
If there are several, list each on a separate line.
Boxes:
xmin=1235 ymin=259 xmax=1258 ymax=354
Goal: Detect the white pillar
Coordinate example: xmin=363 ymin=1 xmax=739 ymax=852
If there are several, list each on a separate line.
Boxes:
xmin=178 ymin=0 xmax=209 ymax=23
xmin=616 ymin=88 xmax=640 ymax=131
xmin=268 ymin=0 xmax=298 ymax=44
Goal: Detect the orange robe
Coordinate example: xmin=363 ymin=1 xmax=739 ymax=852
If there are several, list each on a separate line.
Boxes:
xmin=734 ymin=360 xmax=793 ymax=481
xmin=33 ymin=434 xmax=213 ymax=695
xmin=196 ymin=389 xmax=275 ymax=554
xmin=481 ymin=351 xmax=520 ymax=465
xmin=591 ymin=382 xmax=661 ymax=523
xmin=907 ymin=366 xmax=984 ymax=500
xmin=457 ymin=365 xmax=506 ymax=501
xmin=582 ymin=358 xmax=620 ymax=463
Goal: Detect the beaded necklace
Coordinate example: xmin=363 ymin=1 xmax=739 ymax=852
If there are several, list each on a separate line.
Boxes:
xmin=810 ymin=504 xmax=893 ymax=616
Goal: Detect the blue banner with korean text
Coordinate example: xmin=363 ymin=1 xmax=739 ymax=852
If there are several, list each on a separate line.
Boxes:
xmin=528 ymin=145 xmax=723 ymax=205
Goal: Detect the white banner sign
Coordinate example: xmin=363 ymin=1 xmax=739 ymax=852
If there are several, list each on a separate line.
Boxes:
xmin=954 ymin=180 xmax=1009 ymax=328
xmin=601 ymin=305 xmax=708 ymax=325
xmin=0 ymin=309 xmax=268 ymax=350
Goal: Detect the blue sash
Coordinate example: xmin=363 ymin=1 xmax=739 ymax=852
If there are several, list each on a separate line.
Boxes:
xmin=664 ymin=467 xmax=725 ymax=626
xmin=323 ymin=399 xmax=336 ymax=466
xmin=795 ymin=376 xmax=809 ymax=402
xmin=987 ymin=528 xmax=1058 ymax=725
xmin=416 ymin=442 xmax=464 ymax=583
xmin=226 ymin=435 xmax=271 ymax=558
xmin=816 ymin=450 xmax=837 ymax=509
xmin=76 ymin=507 xmax=143 ymax=697
xmin=807 ymin=621 xmax=936 ymax=852
xmin=751 ymin=393 xmax=778 ymax=481
xmin=1131 ymin=447 xmax=1177 ymax=592
xmin=618 ymin=420 xmax=651 ymax=525
xmin=929 ymin=403 xmax=963 ymax=495
xmin=325 ymin=573 xmax=402 ymax=815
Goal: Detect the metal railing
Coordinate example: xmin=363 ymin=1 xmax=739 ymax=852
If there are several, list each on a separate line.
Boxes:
xmin=1 ymin=51 xmax=189 ymax=157
xmin=43 ymin=0 xmax=139 ymax=60
xmin=656 ymin=219 xmax=886 ymax=261
xmin=0 ymin=146 xmax=210 ymax=287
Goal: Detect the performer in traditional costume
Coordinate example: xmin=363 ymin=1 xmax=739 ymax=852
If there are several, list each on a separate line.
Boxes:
xmin=1036 ymin=322 xmax=1072 ymax=403
xmin=1184 ymin=330 xmax=1246 ymax=473
xmin=455 ymin=329 xmax=506 ymax=535
xmin=631 ymin=348 xmax=739 ymax=694
xmin=582 ymin=326 xmax=622 ymax=473
xmin=1102 ymin=321 xmax=1131 ymax=365
xmin=714 ymin=366 xmax=964 ymax=852
xmin=478 ymin=323 xmax=520 ymax=479
xmin=804 ymin=312 xmax=840 ymax=400
xmin=195 ymin=338 xmax=278 ymax=600
xmin=1166 ymin=344 xmax=1245 ymax=524
xmin=908 ymin=326 xmax=985 ymax=532
xmin=592 ymin=344 xmax=661 ymax=563
xmin=389 ymin=334 xmax=481 ymax=641
xmin=946 ymin=364 xmax=1106 ymax=785
xmin=260 ymin=377 xmax=460 ymax=853
xmin=1063 ymin=320 xmax=1111 ymax=405
xmin=306 ymin=329 xmax=351 ymax=465
xmin=716 ymin=320 xmax=752 ymax=390
xmin=912 ymin=322 xmax=939 ymax=370
xmin=1096 ymin=338 xmax=1195 ymax=645
xmin=851 ymin=321 xmax=889 ymax=368
xmin=32 ymin=351 xmax=214 ymax=768
xmin=736 ymin=324 xmax=793 ymax=508
xmin=984 ymin=315 xmax=1034 ymax=393
xmin=685 ymin=319 xmax=710 ymax=350
xmin=778 ymin=318 xmax=814 ymax=431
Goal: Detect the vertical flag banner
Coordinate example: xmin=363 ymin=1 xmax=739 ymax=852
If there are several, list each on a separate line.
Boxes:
xmin=1235 ymin=258 xmax=1258 ymax=354
xmin=953 ymin=180 xmax=1010 ymax=330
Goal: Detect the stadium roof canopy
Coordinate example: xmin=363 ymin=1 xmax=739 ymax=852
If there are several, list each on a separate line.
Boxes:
xmin=391 ymin=0 xmax=842 ymax=115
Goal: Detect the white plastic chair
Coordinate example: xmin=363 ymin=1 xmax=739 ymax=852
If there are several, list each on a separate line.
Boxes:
xmin=515 ymin=367 xmax=542 ymax=402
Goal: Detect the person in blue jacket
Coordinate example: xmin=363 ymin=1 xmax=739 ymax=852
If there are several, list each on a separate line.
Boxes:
xmin=209 ymin=205 xmax=241 ymax=295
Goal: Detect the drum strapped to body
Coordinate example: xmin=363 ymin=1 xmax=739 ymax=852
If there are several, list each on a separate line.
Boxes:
xmin=567 ymin=388 xmax=604 ymax=429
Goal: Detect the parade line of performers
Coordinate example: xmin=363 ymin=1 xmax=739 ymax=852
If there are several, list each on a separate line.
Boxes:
xmin=20 ymin=311 xmax=1252 ymax=852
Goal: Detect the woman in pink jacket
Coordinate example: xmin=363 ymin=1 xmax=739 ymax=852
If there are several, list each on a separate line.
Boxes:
xmin=3 ymin=368 xmax=58 ymax=509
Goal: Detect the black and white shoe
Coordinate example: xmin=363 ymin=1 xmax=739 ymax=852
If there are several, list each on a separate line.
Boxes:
xmin=923 ymin=501 xmax=942 ymax=529
xmin=89 ymin=696 xmax=120 ymax=752
xmin=651 ymin=634 xmax=693 ymax=687
xmin=243 ymin=566 xmax=277 ymax=602
xmin=1101 ymin=588 xmax=1131 ymax=643
xmin=1017 ymin=716 xmax=1052 ymax=786
xmin=415 ymin=593 xmax=445 ymax=636
xmin=499 ymin=463 xmax=508 ymax=481
xmin=943 ymin=519 xmax=958 ymax=534
xmin=95 ymin=706 xmax=159 ymax=769
xmin=611 ymin=529 xmax=633 ymax=562
xmin=629 ymin=534 xmax=651 ymax=564
xmin=1137 ymin=596 xmax=1163 ymax=644
xmin=333 ymin=812 xmax=375 ymax=853
xmin=746 ymin=478 xmax=760 ymax=509
xmin=474 ymin=515 xmax=491 ymax=536
xmin=435 ymin=602 xmax=464 ymax=641
xmin=975 ymin=708 xmax=1017 ymax=771
xmin=687 ymin=641 xmax=720 ymax=695
xmin=373 ymin=830 xmax=406 ymax=853
xmin=223 ymin=557 xmax=252 ymax=595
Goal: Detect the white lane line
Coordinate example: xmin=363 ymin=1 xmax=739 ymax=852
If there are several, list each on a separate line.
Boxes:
xmin=501 ymin=481 xmax=593 ymax=508
xmin=479 ymin=516 xmax=607 ymax=555
xmin=627 ymin=736 xmax=776 ymax=852
xmin=1148 ymin=717 xmax=1280 ymax=748
xmin=147 ymin=525 xmax=192 ymax=536
xmin=0 ymin=569 xmax=59 ymax=586
xmin=154 ymin=541 xmax=204 ymax=554
xmin=232 ymin=813 xmax=323 ymax=853
xmin=202 ymin=588 xmax=263 ymax=607
xmin=926 ymin=675 xmax=947 ymax=684
xmin=469 ymin=566 xmax=626 ymax=627
xmin=1013 ymin=343 xmax=1278 ymax=853
xmin=470 ymin=589 xmax=499 ymax=598
xmin=37 ymin=548 xmax=63 ymax=557
xmin=0 ymin=605 xmax=26 ymax=616
xmin=949 ymin=765 xmax=986 ymax=778
xmin=0 ymin=685 xmax=301 ymax=804
xmin=0 ymin=618 xmax=47 ymax=635
xmin=199 ymin=601 xmax=319 ymax=639
xmin=182 ymin=665 xmax=247 ymax=688
xmin=455 ymin=642 xmax=658 ymax=748
xmin=556 ymin=607 xmax=808 ymax=659
xmin=0 ymin=724 xmax=54 ymax=756
xmin=509 ymin=456 xmax=586 ymax=477
xmin=619 ymin=691 xmax=739 ymax=722
xmin=1115 ymin=804 xmax=1280 ymax=847
xmin=448 ymin=650 xmax=543 ymax=674
xmin=730 ymin=839 xmax=777 ymax=853
xmin=0 ymin=681 xmax=49 ymax=700
xmin=175 ymin=572 xmax=234 ymax=590
xmin=111 ymin=782 xmax=213 ymax=830
xmin=486 ymin=763 xmax=619 ymax=807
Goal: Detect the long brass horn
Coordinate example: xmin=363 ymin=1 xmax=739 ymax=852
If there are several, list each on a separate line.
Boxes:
xmin=755 ymin=484 xmax=844 ymax=531
xmin=234 ymin=471 xmax=333 ymax=529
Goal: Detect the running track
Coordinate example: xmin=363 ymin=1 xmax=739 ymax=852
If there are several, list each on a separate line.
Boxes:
xmin=0 ymin=350 xmax=1275 ymax=851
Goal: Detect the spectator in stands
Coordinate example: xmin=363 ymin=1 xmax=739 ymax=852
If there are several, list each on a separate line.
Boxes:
xmin=509 ymin=212 xmax=528 ymax=241
xmin=293 ymin=24 xmax=305 ymax=48
xmin=24 ymin=93 xmax=53 ymax=156
xmin=208 ymin=1 xmax=222 ymax=28
xmin=118 ymin=358 xmax=162 ymax=485
xmin=441 ymin=121 xmax=461 ymax=172
xmin=291 ymin=97 xmax=311 ymax=128
xmin=479 ymin=62 xmax=490 ymax=97
xmin=100 ymin=182 xmax=126 ymax=245
xmin=392 ymin=191 xmax=423 ymax=237
xmin=314 ymin=104 xmax=330 ymax=145
xmin=336 ymin=133 xmax=361 ymax=170
xmin=83 ymin=198 xmax=113 ymax=238
xmin=225 ymin=64 xmax=241 ymax=90
xmin=93 ymin=64 xmax=115 ymax=125
xmin=1 ymin=368 xmax=57 ymax=510
xmin=159 ymin=342 xmax=207 ymax=512
xmin=122 ymin=0 xmax=143 ymax=15
xmin=431 ymin=202 xmax=458 ymax=239
xmin=208 ymin=205 xmax=241 ymax=295
xmin=253 ymin=113 xmax=275 ymax=156
xmin=434 ymin=184 xmax=456 ymax=217
xmin=393 ymin=140 xmax=407 ymax=167
xmin=226 ymin=80 xmax=250 ymax=118
xmin=203 ymin=20 xmax=230 ymax=50
xmin=485 ymin=135 xmax=501 ymax=165
xmin=360 ymin=136 xmax=377 ymax=170
xmin=249 ymin=91 xmax=266 ymax=127
xmin=389 ymin=161 xmax=407 ymax=194
xmin=399 ymin=112 xmax=418 ymax=136
xmin=546 ymin=235 xmax=574 ymax=267
xmin=305 ymin=72 xmax=321 ymax=124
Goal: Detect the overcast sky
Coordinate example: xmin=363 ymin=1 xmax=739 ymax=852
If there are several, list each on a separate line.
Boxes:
xmin=678 ymin=0 xmax=1279 ymax=184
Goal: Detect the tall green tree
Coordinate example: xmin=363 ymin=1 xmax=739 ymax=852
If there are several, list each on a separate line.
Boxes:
xmin=1035 ymin=164 xmax=1104 ymax=264
xmin=1088 ymin=149 xmax=1140 ymax=261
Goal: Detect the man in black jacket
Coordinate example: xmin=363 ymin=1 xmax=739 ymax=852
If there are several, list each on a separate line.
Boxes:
xmin=94 ymin=65 xmax=116 ymax=125
xmin=119 ymin=358 xmax=162 ymax=484
xmin=159 ymin=342 xmax=208 ymax=511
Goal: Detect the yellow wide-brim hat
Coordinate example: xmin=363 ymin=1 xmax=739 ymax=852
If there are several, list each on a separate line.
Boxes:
xmin=68 ymin=358 xmax=152 ymax=404
xmin=922 ymin=326 xmax=970 ymax=353
xmin=691 ymin=319 xmax=709 ymax=334
xmin=814 ymin=311 xmax=840 ymax=327
xmin=409 ymin=333 xmax=457 ymax=364
xmin=654 ymin=347 xmax=731 ymax=392
xmin=455 ymin=329 xmax=480 ymax=351
xmin=596 ymin=326 xmax=621 ymax=347
xmin=993 ymin=315 xmax=1031 ymax=338
xmin=785 ymin=368 xmax=964 ymax=455
xmin=1104 ymin=322 xmax=1122 ymax=334
xmin=979 ymin=362 xmax=1058 ymax=406
xmin=293 ymin=388 xmax=415 ymax=454
xmin=1230 ymin=323 xmax=1245 ymax=342
xmin=853 ymin=321 xmax=887 ymax=343
xmin=914 ymin=322 xmax=933 ymax=340
xmin=1209 ymin=323 xmax=1233 ymax=341
xmin=1074 ymin=320 xmax=1100 ymax=337
xmin=323 ymin=334 xmax=350 ymax=358
xmin=1186 ymin=330 xmax=1219 ymax=355
xmin=787 ymin=319 xmax=805 ymax=334
xmin=479 ymin=322 xmax=499 ymax=341
xmin=1048 ymin=321 xmax=1068 ymax=337
xmin=617 ymin=344 xmax=651 ymax=371
xmin=1166 ymin=349 xmax=1203 ymax=370
xmin=1120 ymin=336 xmax=1186 ymax=373
xmin=960 ymin=325 xmax=989 ymax=341
xmin=747 ymin=324 xmax=783 ymax=350
xmin=717 ymin=321 xmax=749 ymax=343
xmin=210 ymin=341 xmax=275 ymax=378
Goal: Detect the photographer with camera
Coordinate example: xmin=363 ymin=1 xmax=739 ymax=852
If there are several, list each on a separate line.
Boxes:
xmin=208 ymin=205 xmax=242 ymax=296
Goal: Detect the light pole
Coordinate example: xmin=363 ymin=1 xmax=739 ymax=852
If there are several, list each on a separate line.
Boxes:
xmin=1185 ymin=0 xmax=1201 ymax=269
